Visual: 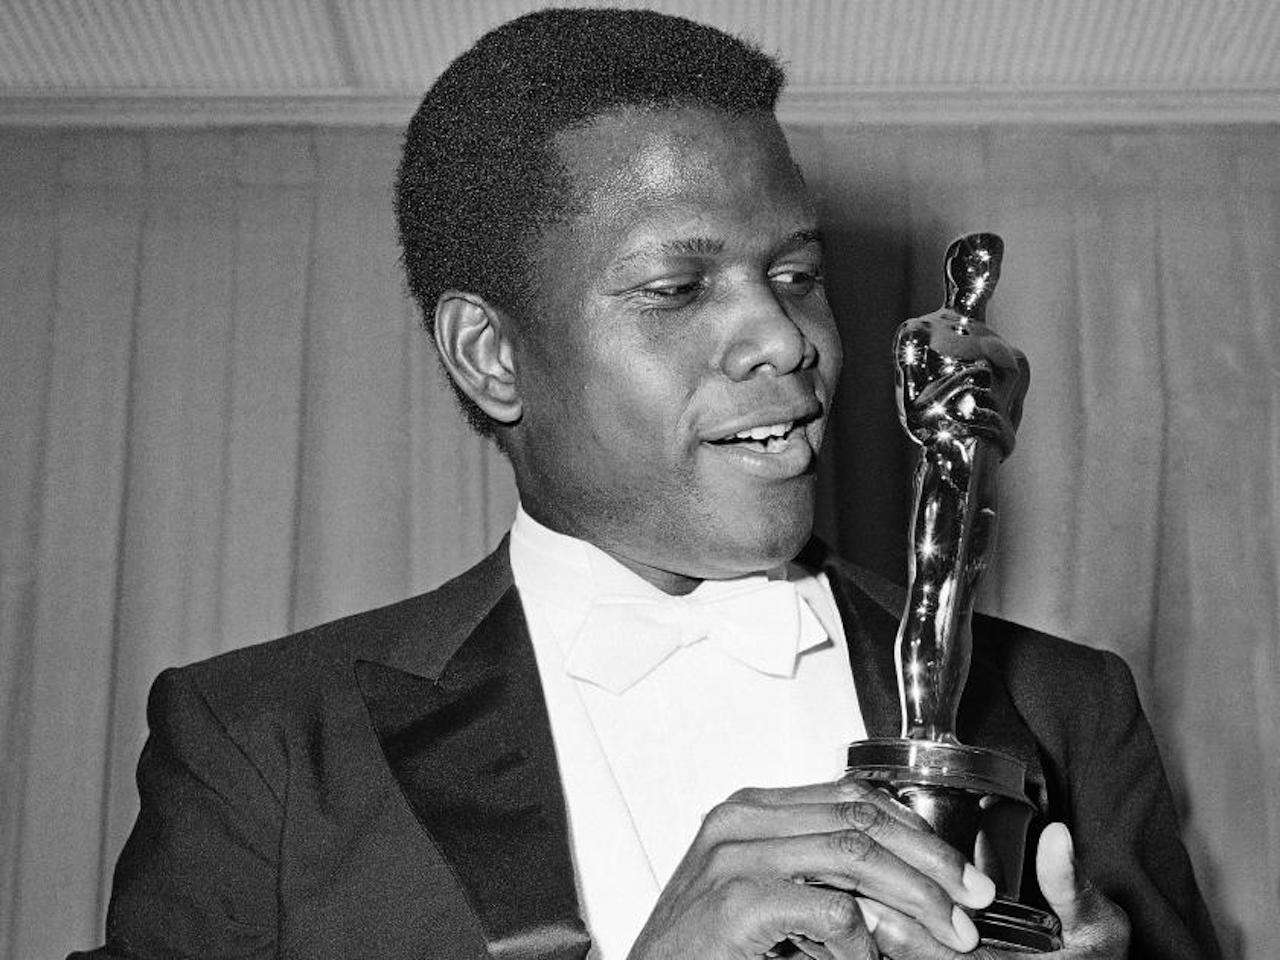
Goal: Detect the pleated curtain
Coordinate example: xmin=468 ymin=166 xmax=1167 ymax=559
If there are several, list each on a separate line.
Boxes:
xmin=1 ymin=124 xmax=1276 ymax=960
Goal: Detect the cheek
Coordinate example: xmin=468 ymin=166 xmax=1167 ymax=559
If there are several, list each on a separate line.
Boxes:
xmin=555 ymin=356 xmax=675 ymax=473
xmin=806 ymin=307 xmax=843 ymax=388
xmin=583 ymin=328 xmax=701 ymax=426
xmin=821 ymin=329 xmax=843 ymax=386
xmin=599 ymin=371 xmax=691 ymax=457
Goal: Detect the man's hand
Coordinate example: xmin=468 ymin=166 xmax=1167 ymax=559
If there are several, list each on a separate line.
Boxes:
xmin=626 ymin=779 xmax=998 ymax=960
xmin=855 ymin=823 xmax=1131 ymax=960
xmin=1027 ymin=823 xmax=1130 ymax=958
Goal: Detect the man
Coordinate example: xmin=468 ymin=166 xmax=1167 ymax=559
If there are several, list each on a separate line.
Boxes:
xmin=75 ymin=8 xmax=1219 ymax=960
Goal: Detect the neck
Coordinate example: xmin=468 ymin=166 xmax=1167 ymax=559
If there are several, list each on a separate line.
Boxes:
xmin=606 ymin=551 xmax=702 ymax=596
xmin=516 ymin=501 xmax=707 ymax=596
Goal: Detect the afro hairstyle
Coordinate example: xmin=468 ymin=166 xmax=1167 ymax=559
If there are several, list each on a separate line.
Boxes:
xmin=395 ymin=6 xmax=786 ymax=436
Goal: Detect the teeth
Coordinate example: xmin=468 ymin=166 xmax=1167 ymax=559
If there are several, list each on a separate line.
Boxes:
xmin=732 ymin=420 xmax=793 ymax=441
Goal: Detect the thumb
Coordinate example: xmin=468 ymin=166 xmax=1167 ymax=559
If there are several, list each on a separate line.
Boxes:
xmin=1036 ymin=822 xmax=1083 ymax=927
xmin=1036 ymin=822 xmax=1124 ymax=948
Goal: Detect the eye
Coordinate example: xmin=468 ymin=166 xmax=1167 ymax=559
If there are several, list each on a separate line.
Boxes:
xmin=634 ymin=276 xmax=705 ymax=307
xmin=769 ymin=266 xmax=823 ymax=298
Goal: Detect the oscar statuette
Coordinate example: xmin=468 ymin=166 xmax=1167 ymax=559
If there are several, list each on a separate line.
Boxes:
xmin=844 ymin=234 xmax=1062 ymax=952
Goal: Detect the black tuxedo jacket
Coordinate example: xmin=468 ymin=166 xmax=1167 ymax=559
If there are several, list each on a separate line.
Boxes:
xmin=74 ymin=543 xmax=1219 ymax=960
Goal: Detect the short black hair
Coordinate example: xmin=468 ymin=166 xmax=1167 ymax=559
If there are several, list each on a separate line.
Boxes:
xmin=395 ymin=7 xmax=786 ymax=435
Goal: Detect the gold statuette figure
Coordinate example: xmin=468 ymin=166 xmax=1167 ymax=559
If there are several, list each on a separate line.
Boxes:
xmin=845 ymin=233 xmax=1060 ymax=952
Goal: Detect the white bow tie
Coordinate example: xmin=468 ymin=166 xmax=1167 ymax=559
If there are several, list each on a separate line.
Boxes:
xmin=564 ymin=578 xmax=829 ymax=694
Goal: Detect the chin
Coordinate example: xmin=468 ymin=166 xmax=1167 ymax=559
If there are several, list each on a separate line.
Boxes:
xmin=704 ymin=495 xmax=815 ymax=577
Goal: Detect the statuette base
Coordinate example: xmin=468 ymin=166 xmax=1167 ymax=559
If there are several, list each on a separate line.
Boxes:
xmin=845 ymin=738 xmax=1062 ymax=953
xmin=973 ymin=896 xmax=1064 ymax=953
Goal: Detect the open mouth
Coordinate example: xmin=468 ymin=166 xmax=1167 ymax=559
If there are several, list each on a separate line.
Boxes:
xmin=705 ymin=420 xmax=801 ymax=454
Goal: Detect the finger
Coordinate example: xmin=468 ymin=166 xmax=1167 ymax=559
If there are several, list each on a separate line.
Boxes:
xmin=1036 ymin=823 xmax=1131 ymax=951
xmin=857 ymin=897 xmax=979 ymax=959
xmin=1036 ymin=823 xmax=1079 ymax=923
xmin=725 ymin=779 xmax=934 ymax=832
xmin=913 ymin=383 xmax=1016 ymax=454
xmin=827 ymin=801 xmax=994 ymax=910
xmin=724 ymin=780 xmax=860 ymax=805
xmin=750 ymin=881 xmax=878 ymax=960
xmin=913 ymin=375 xmax=977 ymax=411
xmin=702 ymin=795 xmax=993 ymax=909
xmin=946 ymin=387 xmax=1001 ymax=423
xmin=955 ymin=407 xmax=1016 ymax=454
xmin=768 ymin=935 xmax=840 ymax=960
xmin=912 ymin=373 xmax=1005 ymax=422
xmin=864 ymin=784 xmax=936 ymax=833
xmin=917 ymin=380 xmax=1015 ymax=455
xmin=715 ymin=830 xmax=977 ymax=952
xmin=857 ymin=781 xmax=936 ymax=831
xmin=912 ymin=364 xmax=992 ymax=406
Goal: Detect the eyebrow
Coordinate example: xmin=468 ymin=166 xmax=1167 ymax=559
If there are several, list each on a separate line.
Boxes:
xmin=663 ymin=235 xmax=725 ymax=257
xmin=778 ymin=228 xmax=825 ymax=255
xmin=614 ymin=235 xmax=725 ymax=266
xmin=614 ymin=229 xmax=823 ymax=268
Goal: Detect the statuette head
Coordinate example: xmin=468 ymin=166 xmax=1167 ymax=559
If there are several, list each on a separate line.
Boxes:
xmin=944 ymin=233 xmax=1003 ymax=321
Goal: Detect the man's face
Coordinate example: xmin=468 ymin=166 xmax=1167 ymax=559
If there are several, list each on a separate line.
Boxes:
xmin=507 ymin=106 xmax=842 ymax=590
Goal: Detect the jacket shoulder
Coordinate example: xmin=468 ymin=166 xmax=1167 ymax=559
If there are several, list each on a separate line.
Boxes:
xmin=168 ymin=543 xmax=513 ymax=728
xmin=818 ymin=548 xmax=1123 ymax=721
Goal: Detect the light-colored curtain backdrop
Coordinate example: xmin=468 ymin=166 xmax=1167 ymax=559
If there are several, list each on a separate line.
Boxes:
xmin=1 ymin=125 xmax=1275 ymax=960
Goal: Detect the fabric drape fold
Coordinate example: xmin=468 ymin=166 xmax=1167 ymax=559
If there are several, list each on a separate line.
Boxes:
xmin=0 ymin=124 xmax=1274 ymax=960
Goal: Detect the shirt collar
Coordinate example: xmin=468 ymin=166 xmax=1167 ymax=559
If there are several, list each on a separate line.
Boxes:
xmin=508 ymin=503 xmax=842 ymax=656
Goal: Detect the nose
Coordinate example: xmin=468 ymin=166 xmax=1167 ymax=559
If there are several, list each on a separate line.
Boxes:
xmin=719 ymin=284 xmax=817 ymax=381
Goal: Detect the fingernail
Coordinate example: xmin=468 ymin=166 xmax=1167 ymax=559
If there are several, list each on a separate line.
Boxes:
xmin=952 ymin=905 xmax=980 ymax=951
xmin=962 ymin=863 xmax=997 ymax=907
xmin=856 ymin=897 xmax=880 ymax=934
xmin=837 ymin=776 xmax=868 ymax=797
xmin=1059 ymin=823 xmax=1076 ymax=861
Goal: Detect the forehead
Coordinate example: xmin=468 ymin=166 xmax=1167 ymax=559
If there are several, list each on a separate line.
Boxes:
xmin=548 ymin=106 xmax=812 ymax=250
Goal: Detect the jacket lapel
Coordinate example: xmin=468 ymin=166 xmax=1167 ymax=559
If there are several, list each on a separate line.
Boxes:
xmin=823 ymin=555 xmax=1047 ymax=808
xmin=967 ymin=615 xmax=1050 ymax=812
xmin=824 ymin=561 xmax=905 ymax=739
xmin=355 ymin=545 xmax=590 ymax=960
xmin=351 ymin=538 xmax=1046 ymax=960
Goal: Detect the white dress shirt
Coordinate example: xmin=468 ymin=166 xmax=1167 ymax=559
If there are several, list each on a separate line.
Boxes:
xmin=508 ymin=507 xmax=867 ymax=959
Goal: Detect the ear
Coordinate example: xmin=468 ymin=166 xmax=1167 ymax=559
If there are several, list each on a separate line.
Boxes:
xmin=432 ymin=291 xmax=522 ymax=425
